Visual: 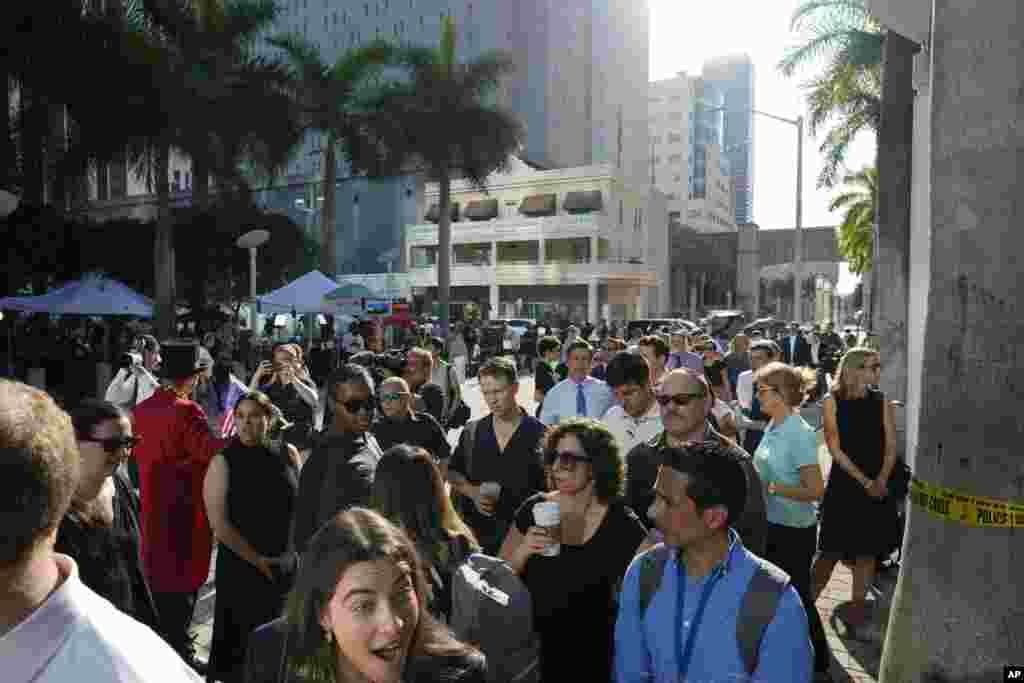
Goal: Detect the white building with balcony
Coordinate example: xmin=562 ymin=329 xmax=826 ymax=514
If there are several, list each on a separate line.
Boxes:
xmin=404 ymin=157 xmax=668 ymax=324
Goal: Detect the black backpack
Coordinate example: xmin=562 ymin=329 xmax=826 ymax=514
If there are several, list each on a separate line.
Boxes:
xmin=637 ymin=543 xmax=790 ymax=676
xmin=448 ymin=553 xmax=541 ymax=683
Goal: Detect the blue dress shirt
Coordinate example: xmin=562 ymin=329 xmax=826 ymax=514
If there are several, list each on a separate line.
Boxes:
xmin=614 ymin=532 xmax=813 ymax=683
xmin=539 ymin=376 xmax=615 ymax=425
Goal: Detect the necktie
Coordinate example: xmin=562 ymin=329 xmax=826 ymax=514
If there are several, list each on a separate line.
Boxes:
xmin=576 ymin=382 xmax=587 ymax=416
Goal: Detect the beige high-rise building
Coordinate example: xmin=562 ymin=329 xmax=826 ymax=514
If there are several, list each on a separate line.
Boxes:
xmin=649 ymin=70 xmax=738 ymax=234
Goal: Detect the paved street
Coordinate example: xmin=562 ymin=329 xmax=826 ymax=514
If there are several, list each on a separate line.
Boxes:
xmin=192 ymin=372 xmax=896 ymax=681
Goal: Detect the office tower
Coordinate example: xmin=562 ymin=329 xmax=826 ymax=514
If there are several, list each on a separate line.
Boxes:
xmin=701 ymin=54 xmax=754 ymax=224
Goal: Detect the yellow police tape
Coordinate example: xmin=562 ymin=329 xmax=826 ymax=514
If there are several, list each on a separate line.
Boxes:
xmin=909 ymin=477 xmax=1024 ymax=528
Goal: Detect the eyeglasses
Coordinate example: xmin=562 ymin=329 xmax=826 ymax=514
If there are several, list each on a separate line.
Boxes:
xmin=654 ymin=392 xmax=706 ymax=408
xmin=544 ymin=450 xmax=591 ymax=469
xmin=338 ymin=397 xmax=375 ymax=414
xmin=380 ymin=392 xmax=409 ymax=402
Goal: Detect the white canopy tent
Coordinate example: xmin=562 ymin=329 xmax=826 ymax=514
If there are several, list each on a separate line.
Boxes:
xmin=0 ymin=274 xmax=153 ymax=317
xmin=256 ymin=270 xmax=340 ymax=314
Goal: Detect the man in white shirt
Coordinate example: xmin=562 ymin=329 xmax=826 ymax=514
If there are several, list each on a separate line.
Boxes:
xmin=0 ymin=379 xmax=201 ymax=682
xmin=602 ymin=352 xmax=663 ymax=454
xmin=105 ymin=334 xmax=162 ymax=410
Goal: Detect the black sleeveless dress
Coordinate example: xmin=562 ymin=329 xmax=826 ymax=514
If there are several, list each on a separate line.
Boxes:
xmin=818 ymin=387 xmax=895 ymax=556
xmin=208 ymin=440 xmax=299 ymax=683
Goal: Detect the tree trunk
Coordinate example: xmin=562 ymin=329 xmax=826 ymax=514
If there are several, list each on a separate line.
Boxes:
xmin=320 ymin=134 xmax=337 ymax=278
xmin=153 ymin=141 xmax=176 ymax=339
xmin=0 ymin=65 xmax=13 ymax=191
xmin=437 ymin=166 xmax=451 ymax=337
xmin=19 ymin=84 xmax=45 ymax=206
xmin=878 ymin=5 xmax=1024 ymax=680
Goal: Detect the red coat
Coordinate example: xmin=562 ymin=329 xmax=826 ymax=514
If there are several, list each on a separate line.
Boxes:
xmin=133 ymin=388 xmax=227 ymax=593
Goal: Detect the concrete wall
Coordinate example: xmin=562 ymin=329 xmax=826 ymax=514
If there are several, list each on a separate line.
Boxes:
xmin=880 ymin=3 xmax=1024 ymax=679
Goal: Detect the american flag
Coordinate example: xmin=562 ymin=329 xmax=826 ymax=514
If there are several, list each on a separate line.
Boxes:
xmin=220 ymin=408 xmax=236 ymax=438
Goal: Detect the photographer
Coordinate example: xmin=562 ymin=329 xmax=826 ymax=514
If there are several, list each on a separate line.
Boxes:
xmin=250 ymin=343 xmax=318 ymax=460
xmin=105 ymin=335 xmax=162 ymax=411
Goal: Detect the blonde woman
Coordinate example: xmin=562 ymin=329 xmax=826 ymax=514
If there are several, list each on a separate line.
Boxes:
xmin=811 ymin=348 xmax=897 ymax=635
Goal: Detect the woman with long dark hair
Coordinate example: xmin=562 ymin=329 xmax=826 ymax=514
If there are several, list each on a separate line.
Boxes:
xmin=57 ymin=399 xmax=160 ymax=632
xmin=371 ymin=444 xmax=480 ymax=621
xmin=204 ymin=391 xmax=301 ymax=683
xmin=244 ymin=508 xmax=485 ymax=683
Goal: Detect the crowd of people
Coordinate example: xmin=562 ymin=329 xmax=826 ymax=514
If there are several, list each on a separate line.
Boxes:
xmin=0 ymin=313 xmax=904 ymax=683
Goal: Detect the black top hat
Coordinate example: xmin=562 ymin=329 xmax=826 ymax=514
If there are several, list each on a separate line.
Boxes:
xmin=161 ymin=342 xmax=203 ymax=380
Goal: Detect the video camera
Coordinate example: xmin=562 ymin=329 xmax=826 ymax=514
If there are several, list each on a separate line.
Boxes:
xmin=348 ymin=350 xmax=408 ymax=386
xmin=119 ymin=351 xmax=143 ymax=371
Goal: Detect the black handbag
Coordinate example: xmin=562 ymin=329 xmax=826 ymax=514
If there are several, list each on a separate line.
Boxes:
xmin=887 ymin=458 xmax=912 ymax=499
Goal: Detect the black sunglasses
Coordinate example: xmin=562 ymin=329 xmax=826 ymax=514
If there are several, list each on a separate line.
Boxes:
xmin=654 ymin=392 xmax=706 ymax=408
xmin=338 ymin=397 xmax=375 ymax=415
xmin=544 ymin=450 xmax=592 ymax=468
xmin=82 ymin=435 xmax=140 ymax=453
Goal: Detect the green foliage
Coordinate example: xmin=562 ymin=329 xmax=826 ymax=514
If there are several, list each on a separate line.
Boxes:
xmin=778 ymin=0 xmax=882 ymax=188
xmin=829 ymin=166 xmax=877 ymax=274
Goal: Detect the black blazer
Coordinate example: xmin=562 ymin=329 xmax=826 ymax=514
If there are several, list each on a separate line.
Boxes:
xmin=244 ymin=617 xmax=488 ymax=683
xmin=782 ymin=334 xmax=813 ymax=367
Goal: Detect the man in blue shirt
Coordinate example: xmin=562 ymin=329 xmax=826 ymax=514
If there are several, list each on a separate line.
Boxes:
xmin=614 ymin=443 xmax=813 ymax=683
xmin=539 ymin=339 xmax=614 ymax=425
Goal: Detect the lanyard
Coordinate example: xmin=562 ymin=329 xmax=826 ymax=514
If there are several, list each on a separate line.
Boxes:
xmin=675 ymin=561 xmax=725 ymax=680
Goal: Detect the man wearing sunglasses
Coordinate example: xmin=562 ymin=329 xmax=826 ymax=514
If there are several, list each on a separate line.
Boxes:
xmin=291 ymin=363 xmax=384 ymax=554
xmin=370 ymin=377 xmax=450 ymax=471
xmin=622 ymin=369 xmax=767 ymax=556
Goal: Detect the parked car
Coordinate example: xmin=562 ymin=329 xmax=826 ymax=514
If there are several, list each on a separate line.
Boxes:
xmin=627 ymin=318 xmax=698 ymax=340
xmin=743 ymin=317 xmax=788 ymax=339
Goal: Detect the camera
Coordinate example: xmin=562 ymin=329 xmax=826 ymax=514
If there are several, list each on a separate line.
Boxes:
xmin=120 ymin=351 xmax=143 ymax=371
xmin=349 ymin=350 xmax=407 ymax=387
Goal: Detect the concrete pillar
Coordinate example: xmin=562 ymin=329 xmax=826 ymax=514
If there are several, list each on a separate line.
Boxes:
xmin=489 ymin=283 xmax=499 ymax=319
xmin=635 ymin=292 xmax=645 ymax=318
xmin=726 ymin=290 xmax=734 ymax=309
xmin=689 ymin=281 xmax=698 ymax=322
xmin=878 ymin=7 xmax=1024 ymax=681
xmin=871 ymin=29 xmax=916 ymax=406
xmin=490 ymin=240 xmax=498 ymax=266
xmin=601 ymin=303 xmax=611 ymax=323
xmin=538 ymin=238 xmax=545 ymax=265
xmin=590 ymin=235 xmax=598 ymax=264
xmin=587 ymin=279 xmax=599 ymax=324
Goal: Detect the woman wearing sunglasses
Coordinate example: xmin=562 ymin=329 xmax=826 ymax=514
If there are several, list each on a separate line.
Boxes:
xmin=56 ymin=399 xmax=160 ymax=632
xmin=498 ymin=417 xmax=648 ymax=683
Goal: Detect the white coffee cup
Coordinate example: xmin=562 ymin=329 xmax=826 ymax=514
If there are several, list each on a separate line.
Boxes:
xmin=533 ymin=501 xmax=561 ymax=557
xmin=479 ymin=482 xmax=502 ymax=516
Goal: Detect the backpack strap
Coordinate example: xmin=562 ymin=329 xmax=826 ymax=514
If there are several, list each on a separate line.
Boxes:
xmin=463 ymin=418 xmax=479 ymax=480
xmin=637 ymin=543 xmax=671 ymax=616
xmin=736 ymin=557 xmax=790 ymax=676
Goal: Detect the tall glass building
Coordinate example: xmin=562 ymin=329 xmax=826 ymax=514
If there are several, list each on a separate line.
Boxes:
xmin=701 ymin=55 xmax=754 ymax=225
xmin=251 ymin=0 xmax=651 ymax=275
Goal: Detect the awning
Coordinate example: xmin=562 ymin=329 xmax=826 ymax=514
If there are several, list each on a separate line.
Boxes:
xmin=425 ymin=202 xmax=460 ymax=223
xmin=519 ymin=193 xmax=556 ymax=217
xmin=563 ymin=190 xmax=603 ymax=213
xmin=464 ymin=198 xmax=499 ymax=221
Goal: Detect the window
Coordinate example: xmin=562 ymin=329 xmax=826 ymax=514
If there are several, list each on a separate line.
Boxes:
xmin=324 ymin=15 xmax=328 ymax=27
xmin=618 ymin=200 xmax=624 ymax=227
xmin=365 ymin=3 xmax=369 ymax=15
xmin=651 ymin=136 xmax=662 ymax=144
xmin=507 ymin=30 xmax=512 ymax=41
xmin=468 ymin=2 xmax=473 ymax=15
xmin=333 ymin=12 xmax=337 ymax=24
xmin=668 ymin=132 xmax=682 ymax=143
xmin=668 ymin=154 xmax=682 ymax=164
xmin=420 ymin=15 xmax=425 ymax=26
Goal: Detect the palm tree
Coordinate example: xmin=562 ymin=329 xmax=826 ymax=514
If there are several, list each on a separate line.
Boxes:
xmin=266 ymin=33 xmax=400 ymax=278
xmin=779 ymin=0 xmax=883 ymax=187
xmin=366 ymin=17 xmax=524 ymax=335
xmin=829 ymin=166 xmax=876 ymax=274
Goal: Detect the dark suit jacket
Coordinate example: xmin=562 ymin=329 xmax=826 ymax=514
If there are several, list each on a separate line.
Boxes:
xmin=244 ymin=617 xmax=488 ymax=683
xmin=782 ymin=334 xmax=813 ymax=366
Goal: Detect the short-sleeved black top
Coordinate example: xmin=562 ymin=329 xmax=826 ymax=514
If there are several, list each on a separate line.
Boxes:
xmin=448 ymin=415 xmax=546 ymax=554
xmin=514 ymin=493 xmax=647 ymax=682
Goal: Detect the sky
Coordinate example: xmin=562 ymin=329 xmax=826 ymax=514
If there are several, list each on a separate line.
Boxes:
xmin=649 ymin=0 xmax=875 ymax=293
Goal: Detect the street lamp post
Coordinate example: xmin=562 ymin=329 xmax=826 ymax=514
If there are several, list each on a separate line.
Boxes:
xmin=236 ymin=229 xmax=271 ymax=334
xmin=705 ymin=107 xmax=804 ymax=323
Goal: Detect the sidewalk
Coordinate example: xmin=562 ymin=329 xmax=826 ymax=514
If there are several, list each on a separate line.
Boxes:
xmin=815 ymin=435 xmax=897 ymax=682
